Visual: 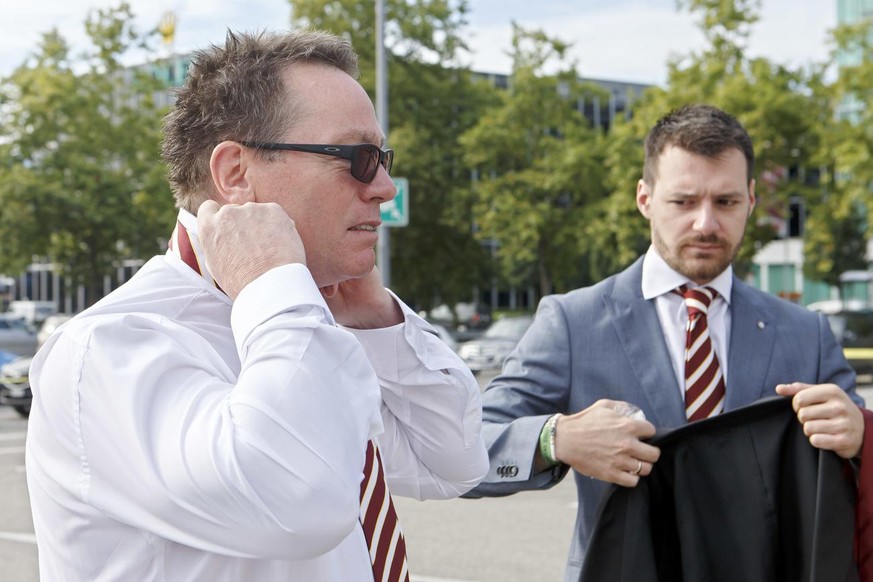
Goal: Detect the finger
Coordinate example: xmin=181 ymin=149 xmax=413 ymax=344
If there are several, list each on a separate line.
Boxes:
xmin=807 ymin=432 xmax=858 ymax=457
xmin=778 ymin=382 xmax=842 ymax=404
xmin=775 ymin=382 xmax=816 ymax=399
xmin=622 ymin=458 xmax=643 ymax=475
xmin=629 ymin=419 xmax=657 ymax=439
xmin=630 ymin=441 xmax=661 ymax=464
xmin=610 ymin=469 xmax=641 ymax=488
xmin=638 ymin=460 xmax=654 ymax=477
xmin=794 ymin=392 xmax=852 ymax=424
xmin=778 ymin=385 xmax=832 ymax=414
xmin=795 ymin=400 xmax=845 ymax=423
xmin=801 ymin=417 xmax=847 ymax=438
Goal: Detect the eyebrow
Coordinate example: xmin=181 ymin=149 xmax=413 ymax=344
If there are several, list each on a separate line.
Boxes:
xmin=331 ymin=130 xmax=385 ymax=146
xmin=667 ymin=190 xmax=746 ymax=198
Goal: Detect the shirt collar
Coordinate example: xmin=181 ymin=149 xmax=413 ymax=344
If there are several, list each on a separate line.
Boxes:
xmin=176 ymin=208 xmax=198 ymax=236
xmin=641 ymin=245 xmax=732 ymax=304
xmin=167 ymin=208 xmax=222 ymax=292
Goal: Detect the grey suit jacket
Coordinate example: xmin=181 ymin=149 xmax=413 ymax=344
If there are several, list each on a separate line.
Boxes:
xmin=466 ymin=256 xmax=862 ymax=582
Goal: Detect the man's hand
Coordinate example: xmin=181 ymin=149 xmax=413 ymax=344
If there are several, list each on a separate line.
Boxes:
xmin=554 ymin=400 xmax=661 ymax=487
xmin=320 ymin=267 xmax=403 ymax=329
xmin=776 ymin=382 xmax=865 ymax=459
xmin=197 ymin=201 xmax=306 ymax=300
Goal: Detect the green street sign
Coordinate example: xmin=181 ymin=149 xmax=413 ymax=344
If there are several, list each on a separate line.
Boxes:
xmin=381 ymin=177 xmax=409 ymax=227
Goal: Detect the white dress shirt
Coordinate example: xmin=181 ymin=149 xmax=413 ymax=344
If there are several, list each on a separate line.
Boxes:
xmin=26 ymin=210 xmax=488 ymax=582
xmin=641 ymin=246 xmax=733 ymax=396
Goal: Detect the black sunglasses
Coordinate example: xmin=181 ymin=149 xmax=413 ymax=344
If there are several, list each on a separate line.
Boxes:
xmin=241 ymin=141 xmax=394 ymax=184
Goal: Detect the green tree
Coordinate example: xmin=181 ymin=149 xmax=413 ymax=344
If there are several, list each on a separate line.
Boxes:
xmin=0 ymin=2 xmax=174 ymax=304
xmin=460 ymin=25 xmax=610 ymax=297
xmin=803 ymin=18 xmax=873 ymax=291
xmin=803 ymin=192 xmax=868 ymax=293
xmin=290 ymin=0 xmax=495 ymax=311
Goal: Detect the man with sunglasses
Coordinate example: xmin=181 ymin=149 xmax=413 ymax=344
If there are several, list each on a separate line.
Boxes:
xmin=25 ymin=30 xmax=488 ymax=582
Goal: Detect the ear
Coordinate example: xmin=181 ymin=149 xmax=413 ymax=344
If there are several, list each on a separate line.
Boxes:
xmin=636 ymin=179 xmax=653 ymax=219
xmin=209 ymin=141 xmax=256 ymax=205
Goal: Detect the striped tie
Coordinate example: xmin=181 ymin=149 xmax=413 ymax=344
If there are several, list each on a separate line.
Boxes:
xmin=360 ymin=441 xmax=410 ymax=582
xmin=678 ymin=286 xmax=726 ymax=421
xmin=168 ymin=218 xmax=409 ymax=581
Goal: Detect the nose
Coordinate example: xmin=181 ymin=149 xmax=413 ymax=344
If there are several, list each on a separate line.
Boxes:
xmin=693 ymin=201 xmax=718 ymax=235
xmin=362 ymin=165 xmax=396 ymax=203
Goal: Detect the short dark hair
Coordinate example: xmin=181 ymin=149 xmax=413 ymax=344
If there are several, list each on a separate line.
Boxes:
xmin=162 ymin=30 xmax=360 ymax=213
xmin=642 ymin=104 xmax=755 ymax=186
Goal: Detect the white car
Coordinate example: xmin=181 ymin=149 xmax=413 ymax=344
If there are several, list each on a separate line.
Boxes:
xmin=0 ymin=355 xmax=32 ymax=418
xmin=458 ymin=315 xmax=533 ymax=374
xmin=7 ymin=300 xmax=57 ymax=327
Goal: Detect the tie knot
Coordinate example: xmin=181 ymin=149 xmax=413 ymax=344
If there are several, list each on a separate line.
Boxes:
xmin=676 ymin=285 xmax=717 ymax=316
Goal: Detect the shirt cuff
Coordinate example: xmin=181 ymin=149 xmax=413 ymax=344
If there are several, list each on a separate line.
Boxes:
xmin=345 ymin=297 xmax=465 ymax=382
xmin=230 ymin=264 xmax=333 ymax=352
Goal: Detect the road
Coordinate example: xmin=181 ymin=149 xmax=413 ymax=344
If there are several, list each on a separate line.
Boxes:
xmin=0 ymin=381 xmax=870 ymax=582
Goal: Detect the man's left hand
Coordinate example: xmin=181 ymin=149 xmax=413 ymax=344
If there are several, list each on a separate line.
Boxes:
xmin=776 ymin=382 xmax=865 ymax=459
xmin=320 ymin=267 xmax=403 ymax=329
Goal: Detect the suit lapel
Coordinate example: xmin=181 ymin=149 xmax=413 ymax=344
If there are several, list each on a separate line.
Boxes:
xmin=725 ymin=279 xmax=777 ymax=409
xmin=604 ymin=259 xmax=687 ymax=427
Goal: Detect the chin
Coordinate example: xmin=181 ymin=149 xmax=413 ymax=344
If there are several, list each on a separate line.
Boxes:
xmin=684 ymin=261 xmax=732 ymax=284
xmin=342 ymin=259 xmax=377 ymax=282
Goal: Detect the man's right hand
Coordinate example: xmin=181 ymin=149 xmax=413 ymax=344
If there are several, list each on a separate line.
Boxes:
xmin=554 ymin=399 xmax=660 ymax=487
xmin=197 ymin=200 xmax=307 ymax=300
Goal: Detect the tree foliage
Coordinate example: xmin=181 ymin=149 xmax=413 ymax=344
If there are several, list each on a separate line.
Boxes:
xmin=802 ymin=17 xmax=873 ymax=289
xmin=460 ymin=25 xmax=610 ymax=296
xmin=0 ymin=2 xmax=173 ymax=303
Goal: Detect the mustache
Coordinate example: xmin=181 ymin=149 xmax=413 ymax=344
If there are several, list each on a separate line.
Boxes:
xmin=682 ymin=235 xmax=727 ymax=246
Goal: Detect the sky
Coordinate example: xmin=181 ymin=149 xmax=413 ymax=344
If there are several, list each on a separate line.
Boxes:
xmin=0 ymin=0 xmax=839 ymax=86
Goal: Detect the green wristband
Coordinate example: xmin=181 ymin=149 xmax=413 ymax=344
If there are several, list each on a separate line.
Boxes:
xmin=539 ymin=414 xmax=560 ymax=466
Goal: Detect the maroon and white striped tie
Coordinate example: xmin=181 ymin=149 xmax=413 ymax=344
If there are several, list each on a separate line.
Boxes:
xmin=677 ymin=286 xmax=726 ymax=421
xmin=168 ymin=218 xmax=410 ymax=580
xmin=360 ymin=441 xmax=409 ymax=582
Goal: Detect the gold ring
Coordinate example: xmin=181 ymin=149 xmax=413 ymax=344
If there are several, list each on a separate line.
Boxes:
xmin=633 ymin=460 xmax=642 ymax=475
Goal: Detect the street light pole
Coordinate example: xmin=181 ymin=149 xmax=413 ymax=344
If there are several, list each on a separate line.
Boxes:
xmin=375 ymin=0 xmax=391 ymax=287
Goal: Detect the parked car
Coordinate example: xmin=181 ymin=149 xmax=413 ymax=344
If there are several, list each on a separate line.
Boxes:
xmin=0 ymin=315 xmax=37 ymax=357
xmin=427 ymin=302 xmax=493 ymax=342
xmin=822 ymin=309 xmax=873 ymax=379
xmin=7 ymin=300 xmax=57 ymax=327
xmin=0 ymin=350 xmax=18 ymax=367
xmin=458 ymin=314 xmax=534 ymax=375
xmin=0 ymin=311 xmax=74 ymax=420
xmin=0 ymin=355 xmax=32 ymax=418
xmin=424 ymin=319 xmax=458 ymax=352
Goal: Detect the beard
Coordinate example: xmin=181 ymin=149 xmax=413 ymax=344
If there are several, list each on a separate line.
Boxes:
xmin=653 ymin=231 xmax=743 ymax=285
